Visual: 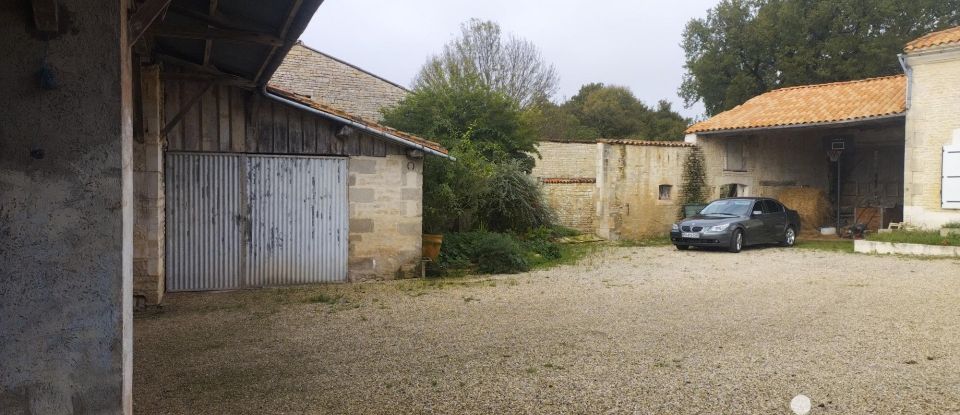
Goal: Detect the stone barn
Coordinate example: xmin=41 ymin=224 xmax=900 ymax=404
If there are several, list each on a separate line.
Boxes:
xmin=0 ymin=2 xmax=448 ymax=412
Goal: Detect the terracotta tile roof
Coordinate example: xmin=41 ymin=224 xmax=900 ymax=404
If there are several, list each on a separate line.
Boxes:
xmin=685 ymin=75 xmax=906 ymax=134
xmin=598 ymin=139 xmax=695 ymax=147
xmin=266 ymin=86 xmax=449 ymax=156
xmin=905 ymin=26 xmax=960 ymax=52
xmin=540 ymin=178 xmax=596 ymax=184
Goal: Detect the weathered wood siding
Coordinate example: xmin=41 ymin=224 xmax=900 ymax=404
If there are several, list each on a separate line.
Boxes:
xmin=163 ymin=79 xmax=392 ymax=157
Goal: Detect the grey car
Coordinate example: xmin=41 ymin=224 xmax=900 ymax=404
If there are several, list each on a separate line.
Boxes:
xmin=670 ymin=197 xmax=801 ymax=253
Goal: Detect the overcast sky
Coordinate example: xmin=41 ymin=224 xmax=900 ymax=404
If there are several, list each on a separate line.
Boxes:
xmin=301 ymin=0 xmax=719 ymax=119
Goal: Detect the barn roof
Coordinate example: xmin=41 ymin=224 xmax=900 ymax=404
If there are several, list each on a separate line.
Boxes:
xmin=685 ymin=75 xmax=906 ymax=135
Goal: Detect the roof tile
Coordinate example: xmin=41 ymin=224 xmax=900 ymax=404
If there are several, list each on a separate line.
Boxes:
xmin=905 ymin=26 xmax=960 ymax=52
xmin=266 ymin=86 xmax=448 ymax=155
xmin=686 ymin=75 xmax=906 ymax=134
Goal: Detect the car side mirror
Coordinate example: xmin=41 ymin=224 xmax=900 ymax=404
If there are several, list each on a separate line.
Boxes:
xmin=752 ymin=210 xmax=763 ymax=216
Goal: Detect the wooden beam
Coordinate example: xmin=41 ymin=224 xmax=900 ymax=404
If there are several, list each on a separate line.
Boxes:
xmin=202 ymin=0 xmax=218 ymax=66
xmin=150 ymin=24 xmax=284 ymax=47
xmin=167 ymin=5 xmax=274 ymax=33
xmin=159 ymin=72 xmax=255 ymax=88
xmin=31 ymin=0 xmax=58 ymax=32
xmin=154 ymin=53 xmax=254 ymax=86
xmin=162 ymin=80 xmax=214 ymax=138
xmin=128 ymin=0 xmax=172 ymax=47
xmin=252 ymin=0 xmax=304 ymax=84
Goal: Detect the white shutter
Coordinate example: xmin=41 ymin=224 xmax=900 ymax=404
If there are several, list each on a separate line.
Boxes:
xmin=944 ymin=145 xmax=960 ymax=209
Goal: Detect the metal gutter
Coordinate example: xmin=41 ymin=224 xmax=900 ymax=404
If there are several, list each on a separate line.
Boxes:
xmin=898 ymin=53 xmax=913 ymax=109
xmin=261 ymin=87 xmax=454 ymax=160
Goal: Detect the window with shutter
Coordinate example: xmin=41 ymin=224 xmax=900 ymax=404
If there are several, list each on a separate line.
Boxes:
xmin=944 ymin=145 xmax=960 ymax=209
xmin=725 ymin=140 xmax=746 ymax=171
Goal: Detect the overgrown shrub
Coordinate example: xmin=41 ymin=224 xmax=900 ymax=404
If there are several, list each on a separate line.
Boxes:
xmin=479 ymin=160 xmax=555 ymax=232
xmin=437 ymin=231 xmax=529 ymax=274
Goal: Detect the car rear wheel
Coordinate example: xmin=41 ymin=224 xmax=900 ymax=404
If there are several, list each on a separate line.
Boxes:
xmin=728 ymin=229 xmax=743 ymax=253
xmin=780 ymin=226 xmax=796 ymax=247
xmin=675 ymin=244 xmax=689 ymax=251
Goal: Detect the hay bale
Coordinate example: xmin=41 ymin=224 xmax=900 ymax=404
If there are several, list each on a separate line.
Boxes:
xmin=774 ymin=187 xmax=831 ymax=233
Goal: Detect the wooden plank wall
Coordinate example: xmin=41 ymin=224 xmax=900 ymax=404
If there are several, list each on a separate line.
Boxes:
xmin=163 ymin=79 xmax=390 ymax=157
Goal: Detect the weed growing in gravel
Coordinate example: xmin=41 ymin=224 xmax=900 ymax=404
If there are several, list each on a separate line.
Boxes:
xmin=304 ymin=293 xmax=343 ymax=304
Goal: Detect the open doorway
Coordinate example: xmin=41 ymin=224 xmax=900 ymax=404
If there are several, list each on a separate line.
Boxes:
xmin=719 ymin=183 xmax=748 ymax=198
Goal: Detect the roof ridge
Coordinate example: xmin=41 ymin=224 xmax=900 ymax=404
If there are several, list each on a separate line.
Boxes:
xmin=770 ymin=74 xmax=905 ymax=93
xmin=292 ymin=41 xmax=411 ymax=92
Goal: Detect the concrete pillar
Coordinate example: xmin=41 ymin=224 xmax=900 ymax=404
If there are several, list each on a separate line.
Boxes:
xmin=0 ymin=2 xmax=133 ymax=414
xmin=134 ymin=64 xmax=165 ymax=305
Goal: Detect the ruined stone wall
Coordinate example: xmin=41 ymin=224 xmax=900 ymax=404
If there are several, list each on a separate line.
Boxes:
xmin=904 ymin=46 xmax=960 ymax=228
xmin=531 ymin=141 xmax=598 ymax=179
xmin=0 ymin=2 xmax=132 ymax=413
xmin=272 ymin=43 xmax=408 ymax=122
xmin=595 ymin=142 xmax=692 ymax=240
xmin=348 ymin=153 xmax=423 ymax=281
xmin=541 ymin=180 xmax=596 ymax=232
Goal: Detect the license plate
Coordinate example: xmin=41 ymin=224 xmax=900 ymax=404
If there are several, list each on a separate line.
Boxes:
xmin=681 ymin=232 xmax=700 ymax=239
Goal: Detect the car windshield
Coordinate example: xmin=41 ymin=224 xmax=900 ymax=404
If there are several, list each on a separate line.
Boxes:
xmin=699 ymin=199 xmax=753 ymax=217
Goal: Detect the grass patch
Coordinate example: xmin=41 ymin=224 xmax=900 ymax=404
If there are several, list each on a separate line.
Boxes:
xmin=529 ymin=242 xmax=603 ymax=270
xmin=304 ymin=292 xmax=343 ymax=304
xmin=943 ymin=221 xmax=960 ymax=229
xmin=795 ymin=239 xmax=854 ymax=253
xmin=867 ymin=230 xmax=960 ymax=246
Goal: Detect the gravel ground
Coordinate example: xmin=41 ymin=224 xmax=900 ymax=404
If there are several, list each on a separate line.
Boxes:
xmin=134 ymin=245 xmax=960 ymax=414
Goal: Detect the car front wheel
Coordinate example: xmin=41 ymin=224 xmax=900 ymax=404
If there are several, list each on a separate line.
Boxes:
xmin=781 ymin=226 xmax=796 ymax=247
xmin=728 ymin=229 xmax=743 ymax=253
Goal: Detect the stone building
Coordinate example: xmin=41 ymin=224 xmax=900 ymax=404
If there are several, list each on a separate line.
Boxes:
xmin=1 ymin=2 xmax=447 ymax=412
xmin=531 ymin=140 xmax=693 ymax=239
xmin=271 ymin=42 xmax=409 ymax=121
xmin=685 ymin=26 xmax=960 ymax=231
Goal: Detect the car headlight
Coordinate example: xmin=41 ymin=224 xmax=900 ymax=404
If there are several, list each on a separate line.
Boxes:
xmin=671 ymin=223 xmax=680 ymax=231
xmin=708 ymin=223 xmax=731 ymax=232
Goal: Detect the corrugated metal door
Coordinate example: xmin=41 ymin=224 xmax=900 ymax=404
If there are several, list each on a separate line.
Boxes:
xmin=166 ymin=153 xmax=348 ymax=292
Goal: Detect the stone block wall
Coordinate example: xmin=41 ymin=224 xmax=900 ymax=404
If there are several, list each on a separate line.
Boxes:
xmin=904 ymin=46 xmax=960 ymax=228
xmin=595 ymin=142 xmax=692 ymax=240
xmin=531 ymin=141 xmax=599 ymax=232
xmin=541 ymin=180 xmax=596 ymax=232
xmin=531 ymin=141 xmax=598 ymax=179
xmin=134 ymin=65 xmax=165 ymax=306
xmin=272 ymin=43 xmax=408 ymax=122
xmin=348 ymin=153 xmax=423 ymax=281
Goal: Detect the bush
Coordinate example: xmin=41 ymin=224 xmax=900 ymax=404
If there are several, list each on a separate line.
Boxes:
xmin=437 ymin=231 xmax=529 ymax=274
xmin=479 ymin=160 xmax=555 ymax=232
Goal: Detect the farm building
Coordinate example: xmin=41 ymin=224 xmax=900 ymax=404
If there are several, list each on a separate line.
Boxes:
xmin=0 ymin=1 xmax=447 ymax=413
xmin=686 ymin=25 xmax=960 ymax=231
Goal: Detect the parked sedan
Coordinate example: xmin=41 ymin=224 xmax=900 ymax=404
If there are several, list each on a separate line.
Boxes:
xmin=670 ymin=197 xmax=801 ymax=253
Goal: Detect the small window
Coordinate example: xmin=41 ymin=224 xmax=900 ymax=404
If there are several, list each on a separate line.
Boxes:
xmin=659 ymin=185 xmax=672 ymax=200
xmin=725 ymin=140 xmax=746 ymax=171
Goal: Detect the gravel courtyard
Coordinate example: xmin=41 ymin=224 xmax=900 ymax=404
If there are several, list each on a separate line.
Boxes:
xmin=134 ymin=245 xmax=960 ymax=414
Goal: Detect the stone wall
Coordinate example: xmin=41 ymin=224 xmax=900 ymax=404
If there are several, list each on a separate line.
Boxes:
xmin=348 ymin=153 xmax=423 ymax=281
xmin=134 ymin=65 xmax=165 ymax=306
xmin=541 ymin=180 xmax=596 ymax=232
xmin=272 ymin=43 xmax=408 ymax=121
xmin=0 ymin=1 xmax=132 ymax=413
xmin=595 ymin=141 xmax=693 ymax=240
xmin=531 ymin=141 xmax=598 ymax=232
xmin=531 ymin=141 xmax=598 ymax=179
xmin=903 ymin=46 xmax=960 ymax=228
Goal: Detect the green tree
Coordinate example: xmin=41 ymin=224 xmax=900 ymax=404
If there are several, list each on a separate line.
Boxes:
xmin=681 ymin=0 xmax=960 ymax=116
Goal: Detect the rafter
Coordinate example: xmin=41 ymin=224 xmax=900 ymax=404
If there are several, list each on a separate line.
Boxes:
xmin=150 ymin=24 xmax=283 ymax=46
xmin=155 ymin=53 xmax=254 ymax=87
xmin=202 ymin=0 xmax=218 ymax=66
xmin=128 ymin=0 xmax=172 ymax=47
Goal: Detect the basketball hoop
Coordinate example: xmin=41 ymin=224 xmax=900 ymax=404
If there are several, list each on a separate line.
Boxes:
xmin=827 ymin=149 xmax=843 ymax=162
